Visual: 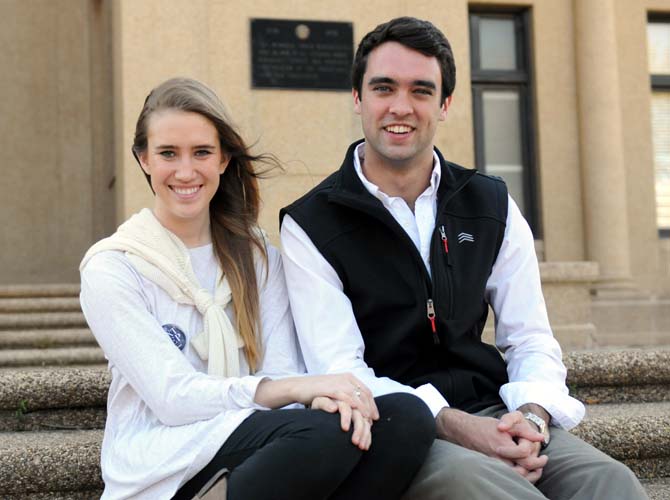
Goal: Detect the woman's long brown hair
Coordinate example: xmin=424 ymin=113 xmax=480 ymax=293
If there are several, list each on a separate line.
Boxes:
xmin=132 ymin=77 xmax=277 ymax=371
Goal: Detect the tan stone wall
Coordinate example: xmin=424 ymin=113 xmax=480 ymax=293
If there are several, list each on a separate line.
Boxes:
xmin=471 ymin=2 xmax=584 ymax=265
xmin=615 ymin=0 xmax=667 ymax=295
xmin=3 ymin=0 xmax=669 ymax=300
xmin=112 ymin=0 xmax=480 ymax=244
xmin=112 ymin=0 xmax=588 ymax=258
xmin=0 ymin=0 xmax=114 ymax=284
xmin=647 ymin=0 xmax=670 ymax=296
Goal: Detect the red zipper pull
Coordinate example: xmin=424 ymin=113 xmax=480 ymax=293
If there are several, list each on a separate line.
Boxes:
xmin=439 ymin=225 xmax=448 ymax=254
xmin=427 ymin=299 xmax=439 ymax=344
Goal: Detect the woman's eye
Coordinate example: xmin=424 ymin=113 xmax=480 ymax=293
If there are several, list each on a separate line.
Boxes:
xmin=195 ymin=149 xmax=212 ymax=157
xmin=159 ymin=150 xmax=175 ymax=159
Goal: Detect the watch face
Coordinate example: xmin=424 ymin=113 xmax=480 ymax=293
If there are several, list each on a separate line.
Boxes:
xmin=523 ymin=412 xmax=549 ymax=446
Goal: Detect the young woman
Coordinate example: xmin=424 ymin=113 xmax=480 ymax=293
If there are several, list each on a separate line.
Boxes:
xmin=79 ymin=77 xmax=435 ymax=500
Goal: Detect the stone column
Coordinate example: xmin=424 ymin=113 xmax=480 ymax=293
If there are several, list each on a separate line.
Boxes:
xmin=574 ymin=0 xmax=634 ymax=294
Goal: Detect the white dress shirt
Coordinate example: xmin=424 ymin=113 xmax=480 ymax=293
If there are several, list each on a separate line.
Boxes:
xmin=281 ymin=143 xmax=585 ymax=429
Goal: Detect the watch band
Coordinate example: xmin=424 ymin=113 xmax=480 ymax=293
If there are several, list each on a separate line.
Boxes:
xmin=523 ymin=412 xmax=550 ymax=449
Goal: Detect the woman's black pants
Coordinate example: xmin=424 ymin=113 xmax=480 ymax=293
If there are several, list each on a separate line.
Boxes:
xmin=173 ymin=392 xmax=435 ymax=500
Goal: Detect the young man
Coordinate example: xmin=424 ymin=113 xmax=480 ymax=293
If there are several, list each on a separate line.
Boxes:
xmin=280 ymin=17 xmax=647 ymax=499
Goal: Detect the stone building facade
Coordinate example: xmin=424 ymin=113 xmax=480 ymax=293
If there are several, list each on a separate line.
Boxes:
xmin=1 ymin=0 xmax=669 ymax=347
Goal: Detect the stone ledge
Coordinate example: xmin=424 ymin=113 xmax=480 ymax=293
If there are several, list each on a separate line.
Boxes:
xmin=0 ymin=407 xmax=106 ymax=432
xmin=571 ymin=383 xmax=670 ymax=405
xmin=0 ymin=297 xmax=82 ymax=313
xmin=0 ymin=430 xmax=103 ymax=495
xmin=13 ymin=492 xmax=103 ymax=500
xmin=539 ymin=261 xmax=599 ymax=282
xmin=565 ymin=348 xmax=670 ymax=386
xmin=0 ymin=405 xmax=666 ymax=496
xmin=0 ymin=312 xmax=87 ymax=330
xmin=573 ymin=402 xmax=670 ymax=462
xmin=591 ymin=299 xmax=670 ymax=346
xmin=642 ymin=478 xmax=670 ymax=500
xmin=0 ymin=284 xmax=80 ymax=298
xmin=0 ymin=367 xmax=109 ymax=410
xmin=0 ymin=347 xmax=105 ymax=368
xmin=0 ymin=329 xmax=96 ymax=349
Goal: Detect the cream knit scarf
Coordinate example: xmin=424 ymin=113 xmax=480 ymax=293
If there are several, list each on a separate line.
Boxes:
xmin=80 ymin=208 xmax=242 ymax=377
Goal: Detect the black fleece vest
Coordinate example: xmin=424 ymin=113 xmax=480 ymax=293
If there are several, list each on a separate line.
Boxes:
xmin=281 ymin=141 xmax=510 ymax=413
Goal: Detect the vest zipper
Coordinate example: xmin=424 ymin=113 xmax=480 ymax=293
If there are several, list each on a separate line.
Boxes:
xmin=426 ymin=298 xmax=439 ymax=344
xmin=440 ymin=224 xmax=454 ymax=319
xmin=439 ymin=225 xmax=450 ymax=266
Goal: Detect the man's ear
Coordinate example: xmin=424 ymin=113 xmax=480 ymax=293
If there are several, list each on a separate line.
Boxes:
xmin=439 ymin=95 xmax=453 ymax=121
xmin=353 ymin=88 xmax=362 ymax=115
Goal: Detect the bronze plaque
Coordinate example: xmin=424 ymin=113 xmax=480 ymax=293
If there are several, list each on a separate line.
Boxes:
xmin=251 ymin=19 xmax=353 ymax=91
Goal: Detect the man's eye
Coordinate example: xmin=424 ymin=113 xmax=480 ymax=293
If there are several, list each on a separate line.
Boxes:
xmin=415 ymin=88 xmax=433 ymax=95
xmin=159 ymin=151 xmax=175 ymax=158
xmin=372 ymin=86 xmax=392 ymax=93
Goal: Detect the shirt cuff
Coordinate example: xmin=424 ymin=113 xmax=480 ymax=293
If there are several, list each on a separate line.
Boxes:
xmin=226 ymin=375 xmax=270 ymax=411
xmin=414 ymin=383 xmax=450 ymax=418
xmin=499 ymin=381 xmax=585 ymax=429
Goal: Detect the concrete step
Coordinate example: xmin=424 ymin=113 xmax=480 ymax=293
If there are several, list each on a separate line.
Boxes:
xmin=642 ymin=478 xmax=670 ymax=500
xmin=7 ymin=492 xmax=103 ymax=500
xmin=0 ymin=366 xmax=109 ymax=411
xmin=0 ymin=347 xmax=105 ymax=367
xmin=0 ymin=297 xmax=82 ymax=313
xmin=10 ymin=492 xmax=103 ymax=500
xmin=0 ymin=429 xmax=103 ymax=496
xmin=565 ymin=347 xmax=670 ymax=404
xmin=0 ymin=366 xmax=108 ymax=432
xmin=0 ymin=312 xmax=87 ymax=330
xmin=574 ymin=401 xmax=670 ymax=480
xmin=0 ymin=284 xmax=80 ymax=298
xmin=0 ymin=328 xmax=96 ymax=349
xmin=0 ymin=406 xmax=106 ymax=432
xmin=0 ymin=405 xmax=666 ymax=497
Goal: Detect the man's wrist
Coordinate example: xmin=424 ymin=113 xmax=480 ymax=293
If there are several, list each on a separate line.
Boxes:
xmin=518 ymin=403 xmax=551 ymax=449
xmin=517 ymin=403 xmax=550 ymax=426
xmin=435 ymin=407 xmax=469 ymax=443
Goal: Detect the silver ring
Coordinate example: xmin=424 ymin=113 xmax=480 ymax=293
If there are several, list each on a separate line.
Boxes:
xmin=354 ymin=386 xmax=362 ymax=398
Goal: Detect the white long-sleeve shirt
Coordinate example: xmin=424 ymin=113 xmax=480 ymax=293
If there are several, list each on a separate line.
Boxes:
xmin=281 ymin=143 xmax=584 ymax=430
xmin=80 ymin=243 xmax=303 ymax=499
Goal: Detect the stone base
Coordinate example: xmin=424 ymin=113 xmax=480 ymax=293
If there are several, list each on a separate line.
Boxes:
xmin=592 ymin=298 xmax=670 ymax=347
xmin=483 ymin=261 xmax=599 ymax=350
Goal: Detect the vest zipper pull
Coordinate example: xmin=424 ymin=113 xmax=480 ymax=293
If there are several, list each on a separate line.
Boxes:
xmin=427 ymin=299 xmax=439 ymax=344
xmin=439 ymin=225 xmax=450 ymax=265
xmin=439 ymin=225 xmax=448 ymax=254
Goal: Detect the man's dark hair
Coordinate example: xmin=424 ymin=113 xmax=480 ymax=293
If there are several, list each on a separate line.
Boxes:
xmin=352 ymin=17 xmax=456 ymax=103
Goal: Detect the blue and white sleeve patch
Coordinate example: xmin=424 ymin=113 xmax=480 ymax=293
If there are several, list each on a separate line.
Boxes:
xmin=162 ymin=324 xmax=187 ymax=351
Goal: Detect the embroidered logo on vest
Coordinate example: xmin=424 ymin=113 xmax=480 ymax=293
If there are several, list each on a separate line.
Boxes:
xmin=162 ymin=324 xmax=186 ymax=350
xmin=457 ymin=232 xmax=474 ymax=244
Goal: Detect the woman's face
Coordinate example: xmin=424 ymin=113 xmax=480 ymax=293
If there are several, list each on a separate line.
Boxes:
xmin=138 ymin=109 xmax=229 ymax=238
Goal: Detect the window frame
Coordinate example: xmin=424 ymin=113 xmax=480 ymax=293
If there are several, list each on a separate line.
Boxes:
xmin=648 ymin=13 xmax=670 ymax=238
xmin=469 ymin=9 xmax=540 ymax=236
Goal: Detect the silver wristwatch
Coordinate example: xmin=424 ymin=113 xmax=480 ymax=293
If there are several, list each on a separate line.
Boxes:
xmin=523 ymin=412 xmax=550 ymax=449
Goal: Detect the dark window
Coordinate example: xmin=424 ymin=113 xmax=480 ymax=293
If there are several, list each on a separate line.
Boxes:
xmin=647 ymin=15 xmax=670 ymax=237
xmin=469 ymin=10 xmax=539 ymax=235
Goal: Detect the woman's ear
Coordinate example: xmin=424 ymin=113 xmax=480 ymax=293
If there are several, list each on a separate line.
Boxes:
xmin=137 ymin=151 xmax=151 ymax=175
xmin=219 ymin=153 xmax=231 ymax=175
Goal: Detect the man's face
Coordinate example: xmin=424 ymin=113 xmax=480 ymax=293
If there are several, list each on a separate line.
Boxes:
xmin=354 ymin=41 xmax=451 ymax=171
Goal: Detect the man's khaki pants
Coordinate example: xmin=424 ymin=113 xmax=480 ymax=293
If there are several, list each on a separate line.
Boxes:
xmin=402 ymin=404 xmax=648 ymax=500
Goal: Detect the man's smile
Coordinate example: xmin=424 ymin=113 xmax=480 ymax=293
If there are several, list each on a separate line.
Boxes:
xmin=383 ymin=124 xmax=414 ymax=134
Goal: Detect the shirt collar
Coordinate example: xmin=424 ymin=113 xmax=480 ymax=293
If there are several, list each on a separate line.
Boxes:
xmin=353 ymin=142 xmax=441 ymax=203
